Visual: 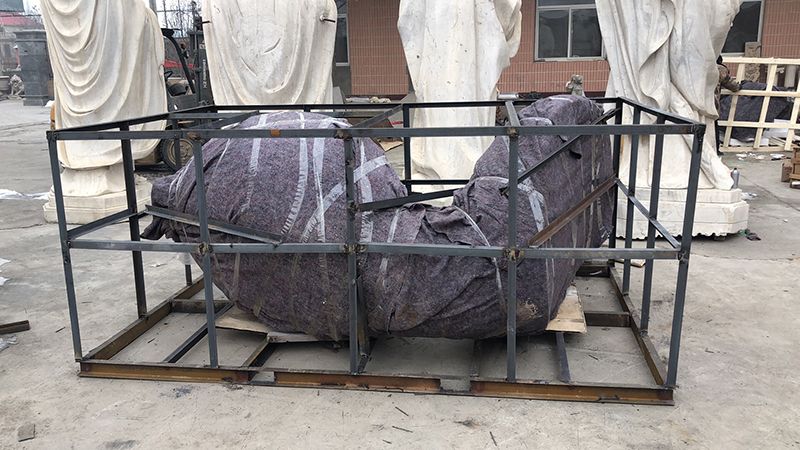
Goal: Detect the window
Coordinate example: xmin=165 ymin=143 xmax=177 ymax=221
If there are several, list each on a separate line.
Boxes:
xmin=334 ymin=0 xmax=349 ymax=66
xmin=722 ymin=0 xmax=763 ymax=54
xmin=536 ymin=0 xmax=603 ymax=60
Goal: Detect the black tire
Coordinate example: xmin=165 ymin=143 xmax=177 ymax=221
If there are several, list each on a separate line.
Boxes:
xmin=159 ymin=138 xmax=194 ymax=172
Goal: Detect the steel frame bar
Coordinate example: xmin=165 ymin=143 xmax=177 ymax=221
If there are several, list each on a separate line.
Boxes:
xmin=505 ymin=100 xmax=521 ymax=381
xmin=146 ymin=205 xmax=282 ymax=244
xmin=53 ymin=123 xmax=699 ymax=141
xmin=640 ymin=116 xmax=666 ymax=332
xmin=191 ymin=138 xmax=220 ymax=367
xmin=622 ymin=109 xmax=642 ymax=295
xmin=120 ymin=125 xmax=148 ymax=317
xmin=48 ymin=97 xmax=704 ymax=405
xmin=615 ymin=180 xmax=679 ymax=249
xmin=0 ymin=320 xmax=31 ymax=334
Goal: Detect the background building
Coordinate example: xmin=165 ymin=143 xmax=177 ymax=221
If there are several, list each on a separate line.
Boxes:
xmin=341 ymin=0 xmax=800 ymax=97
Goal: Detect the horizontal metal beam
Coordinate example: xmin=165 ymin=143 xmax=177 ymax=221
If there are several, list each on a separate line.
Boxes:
xmin=80 ymin=360 xmax=255 ymax=383
xmin=70 ymin=238 xmax=677 ymax=260
xmin=403 ymin=179 xmax=468 ymax=186
xmin=617 ymin=97 xmax=697 ymax=125
xmin=211 ymin=243 xmax=345 ymax=254
xmin=52 ymin=123 xmax=700 ymax=142
xmin=471 ymin=380 xmax=673 ymax=405
xmin=70 ymin=240 xmax=199 ymax=253
xmin=359 ymin=189 xmax=457 ymax=212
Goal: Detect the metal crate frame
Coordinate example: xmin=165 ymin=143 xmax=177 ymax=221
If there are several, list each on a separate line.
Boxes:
xmin=47 ymin=97 xmax=706 ymax=405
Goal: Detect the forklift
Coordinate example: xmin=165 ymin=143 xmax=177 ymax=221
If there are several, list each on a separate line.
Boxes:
xmin=137 ymin=24 xmax=213 ymax=171
xmin=49 ymin=22 xmax=213 ymax=172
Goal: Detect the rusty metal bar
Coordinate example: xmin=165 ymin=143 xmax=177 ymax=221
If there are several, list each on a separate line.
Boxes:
xmin=82 ymin=299 xmax=172 ymax=361
xmin=528 ymin=177 xmax=617 ymax=247
xmin=0 ymin=320 xmax=31 ymax=334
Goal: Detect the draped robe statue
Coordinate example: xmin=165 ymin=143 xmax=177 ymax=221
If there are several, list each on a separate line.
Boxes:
xmin=41 ymin=0 xmax=167 ymax=223
xmin=596 ymin=0 xmax=749 ymax=236
xmin=202 ymin=0 xmax=338 ymax=105
xmin=398 ymin=0 xmax=522 ymax=189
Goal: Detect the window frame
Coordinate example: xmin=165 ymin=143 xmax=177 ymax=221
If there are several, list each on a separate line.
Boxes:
xmin=334 ymin=11 xmax=350 ymax=67
xmin=721 ymin=0 xmax=764 ymax=56
xmin=535 ymin=1 xmax=606 ymax=62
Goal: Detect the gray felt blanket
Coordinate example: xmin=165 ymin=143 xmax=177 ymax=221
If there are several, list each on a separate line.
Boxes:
xmin=143 ymin=95 xmax=613 ymax=340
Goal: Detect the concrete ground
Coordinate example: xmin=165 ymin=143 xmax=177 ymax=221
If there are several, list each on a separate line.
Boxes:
xmin=0 ymin=98 xmax=799 ymax=449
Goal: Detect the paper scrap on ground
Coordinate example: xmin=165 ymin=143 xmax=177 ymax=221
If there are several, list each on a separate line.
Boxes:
xmin=0 ymin=189 xmax=48 ymax=200
xmin=0 ymin=257 xmax=8 ymax=286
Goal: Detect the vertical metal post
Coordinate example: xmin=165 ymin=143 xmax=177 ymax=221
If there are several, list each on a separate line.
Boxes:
xmin=666 ymin=128 xmax=705 ymax=387
xmin=120 ymin=125 xmax=147 ymax=317
xmin=505 ymin=107 xmax=520 ymax=382
xmin=48 ymin=132 xmax=83 ymax=361
xmin=622 ymin=108 xmax=642 ymax=294
xmin=343 ymin=136 xmax=360 ymax=375
xmin=608 ymin=102 xmax=623 ymax=252
xmin=171 ymin=118 xmax=182 ymax=170
xmin=402 ymin=104 xmax=412 ymax=194
xmin=640 ymin=116 xmax=666 ymax=332
xmin=191 ymin=137 xmax=219 ymax=367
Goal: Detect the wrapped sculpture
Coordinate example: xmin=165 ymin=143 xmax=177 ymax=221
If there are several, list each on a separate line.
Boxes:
xmin=144 ymin=96 xmax=613 ymax=340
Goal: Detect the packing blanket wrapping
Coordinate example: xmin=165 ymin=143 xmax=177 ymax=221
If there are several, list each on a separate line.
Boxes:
xmin=143 ymin=95 xmax=613 ymax=340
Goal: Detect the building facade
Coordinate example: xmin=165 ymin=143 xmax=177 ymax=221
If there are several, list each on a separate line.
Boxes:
xmin=338 ymin=0 xmax=800 ymax=97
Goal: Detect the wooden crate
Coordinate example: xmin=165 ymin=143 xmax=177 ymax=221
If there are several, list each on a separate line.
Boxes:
xmin=719 ymin=57 xmax=800 ymax=153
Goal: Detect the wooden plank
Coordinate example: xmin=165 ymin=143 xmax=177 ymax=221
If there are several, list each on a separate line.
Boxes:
xmin=722 ymin=63 xmax=746 ymax=149
xmin=785 ymin=82 xmax=800 ymax=151
xmin=215 ymin=306 xmax=319 ymax=343
xmin=719 ymin=120 xmax=800 ymax=130
xmin=753 ymin=64 xmax=778 ymax=150
xmin=546 ymin=285 xmax=587 ymax=334
xmin=723 ymin=56 xmax=800 ymax=65
xmin=721 ymin=89 xmax=800 ymax=98
xmin=721 ymin=145 xmax=791 ymax=153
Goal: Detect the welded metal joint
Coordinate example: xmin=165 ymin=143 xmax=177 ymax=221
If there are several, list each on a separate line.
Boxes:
xmin=186 ymin=131 xmax=202 ymax=141
xmin=343 ymin=243 xmax=360 ymax=254
xmin=335 ymin=129 xmax=352 ymax=140
xmin=198 ymin=242 xmax=212 ymax=255
xmin=506 ymin=127 xmax=519 ymax=138
xmin=504 ymin=247 xmax=523 ymax=261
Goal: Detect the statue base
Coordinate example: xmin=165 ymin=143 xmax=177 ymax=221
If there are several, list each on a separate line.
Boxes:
xmin=616 ymin=188 xmax=749 ymax=238
xmin=43 ymin=178 xmax=151 ymax=225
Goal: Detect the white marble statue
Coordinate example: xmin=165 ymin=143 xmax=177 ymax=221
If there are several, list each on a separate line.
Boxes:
xmin=398 ymin=0 xmax=522 ymax=189
xmin=41 ymin=0 xmax=167 ymax=223
xmin=202 ymin=0 xmax=338 ymax=105
xmin=596 ymin=0 xmax=749 ymax=236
